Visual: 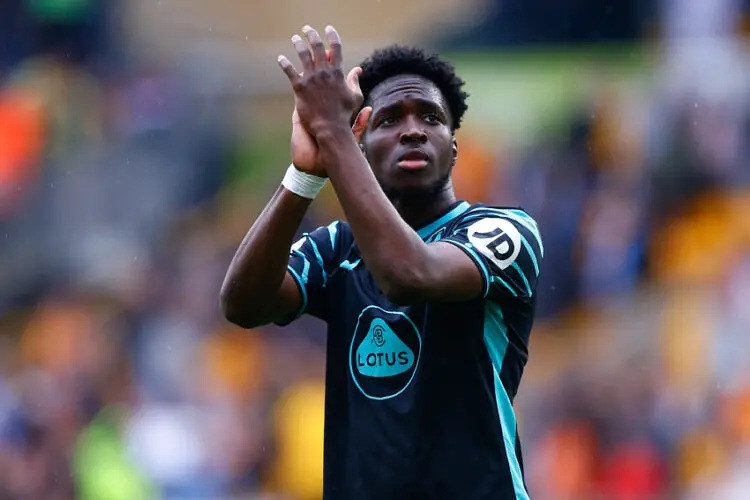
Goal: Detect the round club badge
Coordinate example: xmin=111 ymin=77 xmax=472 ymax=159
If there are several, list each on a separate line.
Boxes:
xmin=349 ymin=306 xmax=422 ymax=400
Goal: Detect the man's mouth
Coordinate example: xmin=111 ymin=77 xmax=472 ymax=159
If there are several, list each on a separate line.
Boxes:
xmin=397 ymin=150 xmax=429 ymax=171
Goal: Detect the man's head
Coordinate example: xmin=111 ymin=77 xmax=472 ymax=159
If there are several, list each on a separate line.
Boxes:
xmin=357 ymin=45 xmax=469 ymax=201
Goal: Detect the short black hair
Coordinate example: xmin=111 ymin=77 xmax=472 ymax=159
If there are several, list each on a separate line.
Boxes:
xmin=358 ymin=45 xmax=469 ymax=130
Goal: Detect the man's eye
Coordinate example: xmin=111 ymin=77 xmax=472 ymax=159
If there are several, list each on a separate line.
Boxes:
xmin=424 ymin=114 xmax=440 ymax=124
xmin=380 ymin=117 xmax=397 ymax=126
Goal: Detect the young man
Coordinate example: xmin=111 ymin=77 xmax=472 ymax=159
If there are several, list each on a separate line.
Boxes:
xmin=221 ymin=25 xmax=543 ymax=500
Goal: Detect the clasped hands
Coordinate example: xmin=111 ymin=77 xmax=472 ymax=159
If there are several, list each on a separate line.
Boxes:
xmin=278 ymin=25 xmax=372 ymax=176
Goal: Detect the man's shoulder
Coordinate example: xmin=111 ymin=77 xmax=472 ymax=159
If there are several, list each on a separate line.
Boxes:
xmin=449 ymin=204 xmax=540 ymax=235
xmin=304 ymin=220 xmax=353 ymax=247
xmin=450 ymin=203 xmax=544 ymax=266
xmin=460 ymin=203 xmax=536 ymax=221
xmin=299 ymin=221 xmax=359 ymax=270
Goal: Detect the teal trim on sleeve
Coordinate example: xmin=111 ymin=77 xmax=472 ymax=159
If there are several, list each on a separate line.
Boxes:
xmin=511 ymin=262 xmax=532 ymax=297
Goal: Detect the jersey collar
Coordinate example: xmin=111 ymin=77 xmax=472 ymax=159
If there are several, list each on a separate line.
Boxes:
xmin=416 ymin=201 xmax=471 ymax=240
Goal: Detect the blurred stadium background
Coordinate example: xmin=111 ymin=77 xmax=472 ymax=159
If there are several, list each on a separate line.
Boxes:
xmin=0 ymin=0 xmax=749 ymax=498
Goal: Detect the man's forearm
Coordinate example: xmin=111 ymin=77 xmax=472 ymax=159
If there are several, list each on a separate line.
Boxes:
xmin=316 ymin=126 xmax=432 ymax=299
xmin=220 ymin=186 xmax=311 ymax=326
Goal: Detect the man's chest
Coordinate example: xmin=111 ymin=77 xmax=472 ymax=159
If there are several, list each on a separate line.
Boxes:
xmin=324 ymin=266 xmax=482 ymax=402
xmin=324 ymin=267 xmax=426 ymax=401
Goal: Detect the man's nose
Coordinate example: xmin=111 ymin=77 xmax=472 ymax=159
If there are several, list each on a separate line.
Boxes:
xmin=399 ymin=118 xmax=427 ymax=144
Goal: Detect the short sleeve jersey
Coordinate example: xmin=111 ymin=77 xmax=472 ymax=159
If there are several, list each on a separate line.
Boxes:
xmin=281 ymin=201 xmax=543 ymax=500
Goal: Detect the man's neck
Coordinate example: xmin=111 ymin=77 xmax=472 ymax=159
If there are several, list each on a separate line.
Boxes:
xmin=390 ymin=184 xmax=458 ymax=231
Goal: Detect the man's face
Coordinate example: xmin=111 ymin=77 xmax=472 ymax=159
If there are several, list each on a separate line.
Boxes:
xmin=361 ymin=75 xmax=457 ymax=200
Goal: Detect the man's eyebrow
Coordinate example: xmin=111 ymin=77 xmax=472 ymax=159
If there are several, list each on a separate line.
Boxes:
xmin=372 ymin=102 xmax=402 ymax=117
xmin=373 ymin=98 xmax=447 ymax=118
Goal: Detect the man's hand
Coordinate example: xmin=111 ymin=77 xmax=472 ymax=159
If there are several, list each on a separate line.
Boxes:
xmin=290 ymin=66 xmax=371 ymax=176
xmin=278 ymin=25 xmax=363 ymax=138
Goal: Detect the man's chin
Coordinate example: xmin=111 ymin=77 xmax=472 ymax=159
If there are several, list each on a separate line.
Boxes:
xmin=381 ymin=177 xmax=451 ymax=202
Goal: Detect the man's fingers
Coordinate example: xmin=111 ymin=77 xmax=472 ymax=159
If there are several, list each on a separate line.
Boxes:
xmin=278 ymin=55 xmax=301 ymax=85
xmin=352 ymin=106 xmax=372 ymax=142
xmin=325 ymin=25 xmax=343 ymax=67
xmin=292 ymin=35 xmax=313 ymax=72
xmin=302 ymin=25 xmax=327 ymax=68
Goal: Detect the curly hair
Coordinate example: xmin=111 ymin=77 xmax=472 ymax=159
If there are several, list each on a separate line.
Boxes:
xmin=358 ymin=45 xmax=469 ymax=130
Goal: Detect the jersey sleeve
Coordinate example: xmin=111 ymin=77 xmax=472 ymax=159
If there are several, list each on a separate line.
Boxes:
xmin=440 ymin=208 xmax=544 ymax=300
xmin=277 ymin=221 xmax=346 ymax=325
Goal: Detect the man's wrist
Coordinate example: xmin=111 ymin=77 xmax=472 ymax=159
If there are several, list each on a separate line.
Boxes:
xmin=313 ymin=123 xmax=356 ymax=147
xmin=282 ymin=164 xmax=328 ymax=199
xmin=314 ymin=124 xmax=361 ymax=174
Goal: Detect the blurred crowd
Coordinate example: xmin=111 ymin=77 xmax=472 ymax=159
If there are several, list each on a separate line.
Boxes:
xmin=0 ymin=0 xmax=749 ymax=499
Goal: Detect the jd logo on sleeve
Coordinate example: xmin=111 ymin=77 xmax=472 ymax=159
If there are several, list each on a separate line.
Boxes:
xmin=349 ymin=306 xmax=422 ymax=400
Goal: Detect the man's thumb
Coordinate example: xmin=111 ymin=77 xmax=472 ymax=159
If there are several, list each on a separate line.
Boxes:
xmin=347 ymin=66 xmax=363 ymax=93
xmin=352 ymin=106 xmax=372 ymax=142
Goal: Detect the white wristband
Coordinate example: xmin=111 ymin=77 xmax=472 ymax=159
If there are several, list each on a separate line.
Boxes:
xmin=281 ymin=164 xmax=327 ymax=199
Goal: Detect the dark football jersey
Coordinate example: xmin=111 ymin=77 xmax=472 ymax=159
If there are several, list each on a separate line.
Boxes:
xmin=279 ymin=201 xmax=543 ymax=500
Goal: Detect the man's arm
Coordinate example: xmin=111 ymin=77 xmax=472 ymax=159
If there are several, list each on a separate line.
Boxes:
xmin=221 ymin=73 xmax=369 ymax=328
xmin=220 ymin=186 xmax=308 ymax=328
xmin=276 ymin=25 xmax=484 ymax=304
xmin=316 ymin=126 xmax=483 ymax=304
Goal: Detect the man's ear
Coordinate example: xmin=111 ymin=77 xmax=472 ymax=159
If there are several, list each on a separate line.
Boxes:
xmin=352 ymin=106 xmax=372 ymax=143
xmin=452 ymin=135 xmax=459 ymax=166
